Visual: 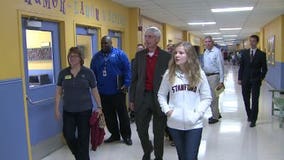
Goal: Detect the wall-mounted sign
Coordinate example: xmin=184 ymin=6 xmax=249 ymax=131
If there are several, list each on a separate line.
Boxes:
xmin=74 ymin=0 xmax=99 ymax=21
xmin=24 ymin=0 xmax=66 ymax=14
xmin=24 ymin=0 xmax=127 ymax=26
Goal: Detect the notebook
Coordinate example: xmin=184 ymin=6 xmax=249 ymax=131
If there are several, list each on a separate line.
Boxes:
xmin=215 ymin=85 xmax=225 ymax=97
xmin=116 ymin=75 xmax=124 ymax=90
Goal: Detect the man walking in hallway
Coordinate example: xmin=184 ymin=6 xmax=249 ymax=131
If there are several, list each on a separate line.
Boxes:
xmin=238 ymin=35 xmax=268 ymax=127
xmin=202 ymin=35 xmax=225 ymax=124
xmin=130 ymin=27 xmax=171 ymax=160
xmin=90 ymin=36 xmax=132 ymax=145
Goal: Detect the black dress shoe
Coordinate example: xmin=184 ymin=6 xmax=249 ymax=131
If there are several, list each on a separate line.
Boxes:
xmin=142 ymin=144 xmax=153 ymax=160
xmin=250 ymin=122 xmax=256 ymax=127
xmin=219 ymin=115 xmax=222 ymax=119
xmin=123 ymin=138 xmax=132 ymax=145
xmin=104 ymin=136 xmax=120 ymax=143
xmin=208 ymin=117 xmax=219 ymax=124
xmin=142 ymin=154 xmax=150 ymax=160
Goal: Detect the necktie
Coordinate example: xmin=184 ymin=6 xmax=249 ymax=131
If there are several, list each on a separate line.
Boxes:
xmin=250 ymin=50 xmax=254 ymax=62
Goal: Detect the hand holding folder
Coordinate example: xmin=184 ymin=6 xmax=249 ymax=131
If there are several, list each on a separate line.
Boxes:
xmin=214 ymin=84 xmax=225 ymax=97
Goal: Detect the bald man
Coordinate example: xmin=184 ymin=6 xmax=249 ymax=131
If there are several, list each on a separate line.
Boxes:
xmin=90 ymin=36 xmax=132 ymax=145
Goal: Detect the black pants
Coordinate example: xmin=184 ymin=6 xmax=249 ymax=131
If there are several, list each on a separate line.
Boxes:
xmin=63 ymin=110 xmax=92 ymax=160
xmin=241 ymin=81 xmax=261 ymax=123
xmin=101 ymin=93 xmax=131 ymax=139
xmin=135 ymin=91 xmax=167 ymax=160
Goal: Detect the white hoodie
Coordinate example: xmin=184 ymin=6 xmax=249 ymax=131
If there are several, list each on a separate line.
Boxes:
xmin=158 ymin=69 xmax=212 ymax=130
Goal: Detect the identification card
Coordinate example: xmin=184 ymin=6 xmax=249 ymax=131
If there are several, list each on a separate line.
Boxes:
xmin=103 ymin=70 xmax=107 ymax=77
xmin=64 ymin=75 xmax=72 ymax=79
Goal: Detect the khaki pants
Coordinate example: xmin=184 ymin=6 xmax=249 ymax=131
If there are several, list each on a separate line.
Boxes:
xmin=206 ymin=74 xmax=221 ymax=119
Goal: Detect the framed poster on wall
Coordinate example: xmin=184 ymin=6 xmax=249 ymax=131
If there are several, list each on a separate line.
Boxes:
xmin=267 ymin=35 xmax=275 ymax=65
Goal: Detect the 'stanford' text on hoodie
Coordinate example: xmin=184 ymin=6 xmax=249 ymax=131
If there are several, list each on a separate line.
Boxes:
xmin=158 ymin=69 xmax=212 ymax=130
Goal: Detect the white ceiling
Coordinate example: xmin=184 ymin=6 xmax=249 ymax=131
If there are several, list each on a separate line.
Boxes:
xmin=112 ymin=0 xmax=284 ymax=44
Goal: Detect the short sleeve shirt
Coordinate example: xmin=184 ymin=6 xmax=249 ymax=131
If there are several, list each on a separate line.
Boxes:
xmin=57 ymin=66 xmax=97 ymax=112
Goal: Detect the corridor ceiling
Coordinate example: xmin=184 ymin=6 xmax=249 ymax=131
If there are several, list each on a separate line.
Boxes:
xmin=113 ymin=0 xmax=284 ymax=43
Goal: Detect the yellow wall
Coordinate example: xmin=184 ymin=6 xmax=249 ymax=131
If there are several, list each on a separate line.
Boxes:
xmin=182 ymin=31 xmax=190 ymax=42
xmin=128 ymin=8 xmax=140 ymax=59
xmin=140 ymin=16 xmax=164 ymax=48
xmin=189 ymin=33 xmax=204 ymax=53
xmin=163 ymin=24 xmax=183 ymax=47
xmin=0 ymin=0 xmax=139 ymax=80
xmin=261 ymin=15 xmax=284 ymax=62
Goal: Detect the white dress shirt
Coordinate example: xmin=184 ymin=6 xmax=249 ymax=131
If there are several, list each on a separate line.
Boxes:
xmin=202 ymin=46 xmax=224 ymax=83
xmin=250 ymin=48 xmax=257 ymax=56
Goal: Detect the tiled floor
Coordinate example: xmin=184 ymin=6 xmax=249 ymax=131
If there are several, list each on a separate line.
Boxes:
xmin=42 ymin=65 xmax=284 ymax=160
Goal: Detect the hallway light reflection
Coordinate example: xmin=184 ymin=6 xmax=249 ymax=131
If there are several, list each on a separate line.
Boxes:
xmin=198 ymin=140 xmax=207 ymax=158
xmin=219 ymin=121 xmax=242 ymax=133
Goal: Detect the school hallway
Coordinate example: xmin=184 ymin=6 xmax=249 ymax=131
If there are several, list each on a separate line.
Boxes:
xmin=42 ymin=65 xmax=284 ymax=160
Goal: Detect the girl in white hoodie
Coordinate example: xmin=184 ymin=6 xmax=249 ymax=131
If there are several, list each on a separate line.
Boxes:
xmin=158 ymin=42 xmax=212 ymax=160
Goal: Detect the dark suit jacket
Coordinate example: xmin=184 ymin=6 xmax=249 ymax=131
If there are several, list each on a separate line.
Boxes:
xmin=238 ymin=48 xmax=268 ymax=83
xmin=130 ymin=47 xmax=171 ymax=111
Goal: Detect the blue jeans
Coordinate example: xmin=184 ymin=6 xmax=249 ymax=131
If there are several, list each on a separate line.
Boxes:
xmin=168 ymin=128 xmax=202 ymax=160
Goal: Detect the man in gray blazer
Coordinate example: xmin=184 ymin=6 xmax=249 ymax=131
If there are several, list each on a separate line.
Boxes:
xmin=130 ymin=27 xmax=171 ymax=160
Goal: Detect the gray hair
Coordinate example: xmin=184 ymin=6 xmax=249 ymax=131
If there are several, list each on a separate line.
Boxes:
xmin=145 ymin=26 xmax=161 ymax=41
xmin=204 ymin=35 xmax=213 ymax=41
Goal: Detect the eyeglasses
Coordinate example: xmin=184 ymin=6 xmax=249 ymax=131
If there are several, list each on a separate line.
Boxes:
xmin=69 ymin=55 xmax=80 ymax=58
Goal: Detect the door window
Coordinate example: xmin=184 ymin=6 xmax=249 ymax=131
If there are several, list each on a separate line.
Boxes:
xmin=25 ymin=30 xmax=54 ymax=88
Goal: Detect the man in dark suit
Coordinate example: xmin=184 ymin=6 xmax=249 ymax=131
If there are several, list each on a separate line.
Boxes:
xmin=238 ymin=35 xmax=268 ymax=127
xmin=130 ymin=27 xmax=171 ymax=160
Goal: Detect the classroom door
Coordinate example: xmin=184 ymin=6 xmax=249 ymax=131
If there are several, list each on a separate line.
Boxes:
xmin=76 ymin=26 xmax=98 ymax=67
xmin=22 ymin=18 xmax=62 ymax=159
xmin=108 ymin=30 xmax=122 ymax=49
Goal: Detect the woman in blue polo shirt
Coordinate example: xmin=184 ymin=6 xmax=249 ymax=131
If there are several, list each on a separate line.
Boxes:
xmin=55 ymin=47 xmax=103 ymax=160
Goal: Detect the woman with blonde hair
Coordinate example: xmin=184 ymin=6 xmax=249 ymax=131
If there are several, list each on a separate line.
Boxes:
xmin=158 ymin=42 xmax=212 ymax=160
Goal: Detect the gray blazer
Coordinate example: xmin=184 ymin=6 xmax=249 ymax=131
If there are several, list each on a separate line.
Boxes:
xmin=130 ymin=47 xmax=171 ymax=112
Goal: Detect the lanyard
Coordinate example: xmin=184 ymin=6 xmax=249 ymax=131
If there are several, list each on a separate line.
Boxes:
xmin=103 ymin=53 xmax=109 ymax=77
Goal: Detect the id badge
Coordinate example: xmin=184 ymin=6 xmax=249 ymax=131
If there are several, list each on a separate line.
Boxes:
xmin=103 ymin=70 xmax=107 ymax=77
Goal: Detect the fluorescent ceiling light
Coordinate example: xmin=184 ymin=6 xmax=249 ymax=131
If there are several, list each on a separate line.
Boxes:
xmin=211 ymin=7 xmax=253 ymax=13
xmin=213 ymin=37 xmax=223 ymax=40
xmin=223 ymin=35 xmax=238 ymax=37
xmin=188 ymin=22 xmax=216 ymax=25
xmin=220 ymin=27 xmax=242 ymax=31
xmin=204 ymin=32 xmax=220 ymax=35
xmin=218 ymin=43 xmax=227 ymax=46
xmin=225 ymin=39 xmax=237 ymax=41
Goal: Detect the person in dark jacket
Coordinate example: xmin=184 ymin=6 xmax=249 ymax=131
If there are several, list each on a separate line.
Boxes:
xmin=90 ymin=36 xmax=132 ymax=145
xmin=130 ymin=27 xmax=171 ymax=160
xmin=238 ymin=35 xmax=268 ymax=127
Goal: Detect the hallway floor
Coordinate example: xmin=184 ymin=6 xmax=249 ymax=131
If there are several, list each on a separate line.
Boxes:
xmin=43 ymin=65 xmax=284 ymax=160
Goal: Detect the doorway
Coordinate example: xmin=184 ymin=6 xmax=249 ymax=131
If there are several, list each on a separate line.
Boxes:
xmin=76 ymin=26 xmax=98 ymax=67
xmin=108 ymin=30 xmax=122 ymax=49
xmin=21 ymin=18 xmax=62 ymax=159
